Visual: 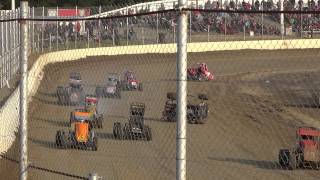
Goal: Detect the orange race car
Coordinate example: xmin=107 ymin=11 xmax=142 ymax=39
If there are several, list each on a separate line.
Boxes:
xmin=56 ymin=119 xmax=98 ymax=151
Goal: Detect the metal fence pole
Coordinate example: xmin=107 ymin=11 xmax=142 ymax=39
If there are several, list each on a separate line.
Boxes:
xmin=243 ymin=25 xmax=246 ymax=41
xmin=88 ymin=172 xmax=98 ymax=180
xmin=75 ymin=6 xmax=78 ymax=49
xmin=56 ymin=6 xmax=59 ymax=50
xmin=16 ymin=8 xmax=19 ymax=72
xmin=126 ymin=6 xmax=129 ymax=46
xmin=98 ymin=5 xmax=102 ymax=47
xmin=0 ymin=11 xmax=4 ymax=88
xmin=112 ymin=28 xmax=115 ymax=46
xmin=189 ymin=11 xmax=191 ymax=43
xmin=87 ymin=30 xmax=90 ymax=48
xmin=156 ymin=11 xmax=159 ymax=43
xmin=12 ymin=0 xmax=16 ymax=10
xmin=207 ymin=24 xmax=210 ymax=42
xmin=19 ymin=2 xmax=29 ymax=180
xmin=42 ymin=6 xmax=44 ymax=52
xmin=224 ymin=14 xmax=227 ymax=41
xmin=18 ymin=8 xmax=20 ymax=65
xmin=300 ymin=7 xmax=303 ymax=38
xmin=280 ymin=0 xmax=284 ymax=38
xmin=5 ymin=11 xmax=8 ymax=84
xmin=49 ymin=33 xmax=52 ymax=51
xmin=13 ymin=10 xmax=16 ymax=77
xmin=176 ymin=0 xmax=188 ymax=180
xmin=142 ymin=26 xmax=145 ymax=45
xmin=9 ymin=10 xmax=13 ymax=82
xmin=261 ymin=2 xmax=264 ymax=37
xmin=37 ymin=34 xmax=40 ymax=52
xmin=32 ymin=7 xmax=35 ymax=52
xmin=173 ymin=25 xmax=176 ymax=43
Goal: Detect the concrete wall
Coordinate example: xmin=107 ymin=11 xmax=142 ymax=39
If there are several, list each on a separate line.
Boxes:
xmin=1 ymin=38 xmax=320 ymax=154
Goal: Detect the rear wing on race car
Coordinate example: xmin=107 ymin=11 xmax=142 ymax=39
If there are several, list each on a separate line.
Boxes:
xmin=69 ymin=72 xmax=82 ymax=84
xmin=130 ymin=102 xmax=145 ymax=116
xmin=85 ymin=96 xmax=98 ymax=104
xmin=73 ymin=111 xmax=91 ymax=121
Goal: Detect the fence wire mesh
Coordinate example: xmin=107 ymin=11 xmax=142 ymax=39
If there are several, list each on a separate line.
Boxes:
xmin=1 ymin=0 xmax=320 ymax=180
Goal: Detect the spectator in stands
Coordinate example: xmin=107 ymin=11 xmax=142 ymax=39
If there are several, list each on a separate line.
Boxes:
xmin=255 ymin=0 xmax=260 ymax=10
xmin=310 ymin=0 xmax=316 ymax=9
xmin=298 ymin=0 xmax=303 ymax=10
xmin=229 ymin=0 xmax=236 ymax=10
xmin=289 ymin=0 xmax=295 ymax=7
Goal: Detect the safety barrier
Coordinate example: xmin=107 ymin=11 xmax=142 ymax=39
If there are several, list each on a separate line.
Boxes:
xmin=1 ymin=38 xmax=320 ymax=154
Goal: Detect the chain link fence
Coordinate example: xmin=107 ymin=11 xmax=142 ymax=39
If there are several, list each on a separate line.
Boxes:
xmin=1 ymin=0 xmax=320 ymax=180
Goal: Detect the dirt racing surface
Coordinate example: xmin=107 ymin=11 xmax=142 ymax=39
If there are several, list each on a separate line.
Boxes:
xmin=2 ymin=49 xmax=320 ymax=180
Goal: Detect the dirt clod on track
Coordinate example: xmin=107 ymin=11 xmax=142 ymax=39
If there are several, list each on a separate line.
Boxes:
xmin=1 ymin=49 xmax=320 ymax=180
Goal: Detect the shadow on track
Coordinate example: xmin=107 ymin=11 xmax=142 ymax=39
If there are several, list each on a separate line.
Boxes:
xmin=208 ymin=157 xmax=281 ymax=170
xmin=29 ymin=137 xmax=57 ymax=149
xmin=95 ymin=132 xmax=114 ymax=140
xmin=107 ymin=115 xmax=163 ymax=122
xmin=32 ymin=117 xmax=69 ymax=128
xmin=37 ymin=91 xmax=57 ymax=98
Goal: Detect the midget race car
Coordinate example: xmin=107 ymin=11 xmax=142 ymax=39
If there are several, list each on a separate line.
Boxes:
xmin=121 ymin=70 xmax=143 ymax=91
xmin=57 ymin=72 xmax=85 ymax=105
xmin=187 ymin=63 xmax=214 ymax=81
xmin=96 ymin=73 xmax=121 ymax=98
xmin=162 ymin=92 xmax=209 ymax=124
xmin=70 ymin=96 xmax=103 ymax=129
xmin=113 ymin=102 xmax=152 ymax=141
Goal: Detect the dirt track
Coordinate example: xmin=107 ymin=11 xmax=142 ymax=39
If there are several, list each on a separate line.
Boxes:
xmin=2 ymin=49 xmax=320 ymax=180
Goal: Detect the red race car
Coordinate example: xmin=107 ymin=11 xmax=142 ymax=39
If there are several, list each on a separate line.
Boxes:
xmin=121 ymin=70 xmax=143 ymax=91
xmin=187 ymin=63 xmax=214 ymax=81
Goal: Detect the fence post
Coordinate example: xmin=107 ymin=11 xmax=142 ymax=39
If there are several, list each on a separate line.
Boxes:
xmin=280 ymin=0 xmax=284 ymax=38
xmin=32 ymin=7 xmax=35 ymax=52
xmin=5 ymin=10 xmax=9 ymax=85
xmin=0 ymin=11 xmax=3 ymax=88
xmin=75 ymin=6 xmax=78 ymax=49
xmin=56 ymin=6 xmax=59 ymax=50
xmin=49 ymin=33 xmax=52 ymax=51
xmin=9 ymin=10 xmax=12 ymax=82
xmin=13 ymin=10 xmax=17 ymax=78
xmin=207 ymin=24 xmax=210 ymax=42
xmin=87 ymin=30 xmax=90 ymax=48
xmin=88 ymin=172 xmax=99 ymax=180
xmin=189 ymin=11 xmax=191 ymax=43
xmin=243 ymin=25 xmax=246 ymax=41
xmin=142 ymin=26 xmax=145 ymax=45
xmin=126 ymin=6 xmax=129 ymax=46
xmin=176 ymin=0 xmax=188 ymax=180
xmin=112 ymin=28 xmax=115 ymax=46
xmin=19 ymin=2 xmax=29 ymax=180
xmin=98 ymin=5 xmax=102 ymax=47
xmin=12 ymin=0 xmax=16 ymax=10
xmin=173 ymin=25 xmax=176 ymax=43
xmin=261 ymin=1 xmax=264 ymax=37
xmin=37 ymin=34 xmax=40 ymax=52
xmin=224 ymin=14 xmax=227 ymax=41
xmin=156 ymin=11 xmax=159 ymax=43
xmin=42 ymin=6 xmax=44 ymax=52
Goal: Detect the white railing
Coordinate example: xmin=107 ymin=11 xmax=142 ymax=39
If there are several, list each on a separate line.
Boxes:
xmin=87 ymin=0 xmax=208 ymax=18
xmin=0 ymin=9 xmax=20 ymax=89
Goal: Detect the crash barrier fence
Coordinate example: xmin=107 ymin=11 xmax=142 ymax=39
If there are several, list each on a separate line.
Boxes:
xmin=2 ymin=5 xmax=320 ymax=179
xmin=2 ymin=1 xmax=320 ymax=88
